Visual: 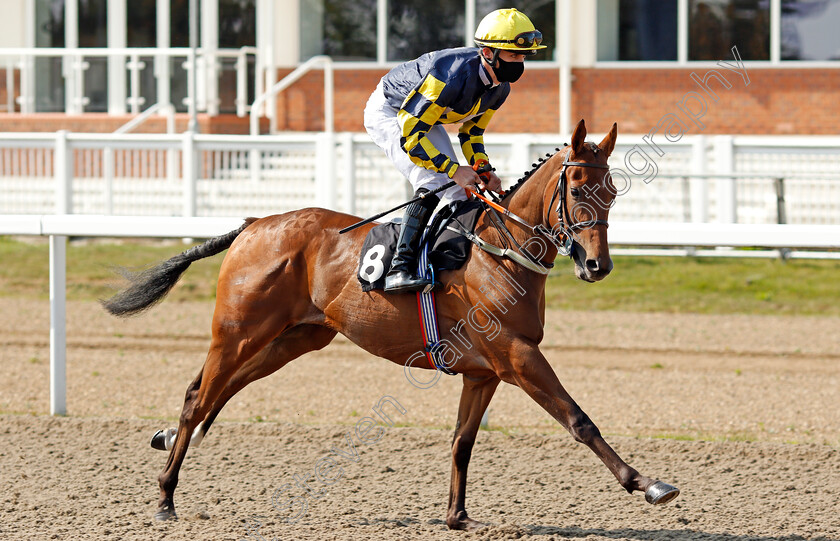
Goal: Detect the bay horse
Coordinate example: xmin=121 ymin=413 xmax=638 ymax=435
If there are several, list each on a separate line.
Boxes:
xmin=103 ymin=119 xmax=679 ymax=529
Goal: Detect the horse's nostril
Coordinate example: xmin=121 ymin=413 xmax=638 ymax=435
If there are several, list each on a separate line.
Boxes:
xmin=585 ymin=259 xmax=599 ymax=272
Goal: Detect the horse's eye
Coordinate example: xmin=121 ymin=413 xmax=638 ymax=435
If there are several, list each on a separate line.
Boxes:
xmin=570 ymin=188 xmax=580 ymax=198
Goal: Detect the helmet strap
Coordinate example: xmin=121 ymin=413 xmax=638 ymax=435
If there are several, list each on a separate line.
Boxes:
xmin=480 ymin=47 xmax=502 ymax=70
xmin=490 ymin=48 xmax=501 ymax=69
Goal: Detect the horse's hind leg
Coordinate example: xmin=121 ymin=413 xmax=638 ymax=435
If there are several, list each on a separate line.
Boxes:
xmin=447 ymin=374 xmax=500 ymax=530
xmin=153 ymin=324 xmax=336 ymax=520
xmin=154 ymin=319 xmax=286 ymax=520
xmin=188 ymin=325 xmax=336 ymax=447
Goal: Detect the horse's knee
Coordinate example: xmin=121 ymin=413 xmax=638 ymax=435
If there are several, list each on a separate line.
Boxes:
xmin=568 ymin=409 xmax=601 ymax=444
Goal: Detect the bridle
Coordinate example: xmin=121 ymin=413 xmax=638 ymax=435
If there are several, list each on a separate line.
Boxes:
xmin=450 ymin=146 xmax=612 ymax=274
xmin=539 ymin=150 xmax=611 ymax=256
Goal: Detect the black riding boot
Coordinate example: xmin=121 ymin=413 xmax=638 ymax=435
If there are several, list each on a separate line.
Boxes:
xmin=384 ymin=189 xmax=439 ymax=293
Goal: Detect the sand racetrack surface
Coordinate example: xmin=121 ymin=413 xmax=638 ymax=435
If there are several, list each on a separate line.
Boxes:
xmin=1 ymin=298 xmax=838 ymax=540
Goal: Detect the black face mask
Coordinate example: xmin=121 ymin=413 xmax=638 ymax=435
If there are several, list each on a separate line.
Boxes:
xmin=493 ymin=55 xmax=524 ymax=83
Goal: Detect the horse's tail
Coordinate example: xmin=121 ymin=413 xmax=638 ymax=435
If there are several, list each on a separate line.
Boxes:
xmin=101 ymin=217 xmax=258 ymax=317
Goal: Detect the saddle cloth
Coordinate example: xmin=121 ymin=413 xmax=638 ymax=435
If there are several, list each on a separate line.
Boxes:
xmin=356 ymin=200 xmax=483 ymax=292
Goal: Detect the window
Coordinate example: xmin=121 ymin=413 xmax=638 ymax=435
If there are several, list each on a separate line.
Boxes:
xmin=79 ymin=0 xmax=108 ymax=112
xmin=299 ymin=0 xmax=554 ymax=63
xmin=388 ymin=0 xmax=465 ymax=61
xmin=168 ymin=0 xmax=197 ymax=112
xmin=597 ymin=0 xmax=678 ymax=61
xmin=219 ymin=0 xmax=256 ymax=48
xmin=689 ymin=0 xmax=768 ymax=61
xmin=782 ymin=0 xmax=840 ymax=60
xmin=127 ymin=0 xmax=157 ymax=111
xmin=598 ymin=0 xmax=825 ymax=62
xmin=34 ymin=0 xmax=111 ymax=112
xmin=300 ymin=0 xmax=377 ymax=61
xmin=35 ymin=0 xmax=65 ymax=112
xmin=219 ymin=0 xmax=256 ymax=113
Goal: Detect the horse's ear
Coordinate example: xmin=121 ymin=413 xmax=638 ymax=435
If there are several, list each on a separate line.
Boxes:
xmin=571 ymin=119 xmax=586 ymax=154
xmin=599 ymin=123 xmax=618 ymax=158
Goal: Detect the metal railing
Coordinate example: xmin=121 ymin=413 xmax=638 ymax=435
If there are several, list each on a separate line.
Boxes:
xmin=0 ymin=46 xmax=257 ymax=116
xmin=250 ymin=55 xmax=334 ymax=136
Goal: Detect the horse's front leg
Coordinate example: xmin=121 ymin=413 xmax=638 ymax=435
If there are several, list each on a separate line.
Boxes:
xmin=503 ymin=341 xmax=679 ymax=505
xmin=447 ymin=374 xmax=500 ymax=530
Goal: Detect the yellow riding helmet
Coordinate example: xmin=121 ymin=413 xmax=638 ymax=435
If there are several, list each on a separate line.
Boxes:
xmin=474 ymin=8 xmax=546 ymax=54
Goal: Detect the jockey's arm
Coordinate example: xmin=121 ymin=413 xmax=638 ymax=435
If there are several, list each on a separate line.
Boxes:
xmin=397 ymin=73 xmax=502 ymax=192
xmin=459 ymin=109 xmax=502 ymax=192
xmin=397 ymin=74 xmax=462 ymax=178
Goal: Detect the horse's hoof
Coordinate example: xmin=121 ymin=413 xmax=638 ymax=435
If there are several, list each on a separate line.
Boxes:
xmin=446 ymin=514 xmax=487 ymax=531
xmin=645 ymin=481 xmax=680 ymax=505
xmin=154 ymin=508 xmax=178 ymax=521
xmin=150 ymin=427 xmax=176 ymax=451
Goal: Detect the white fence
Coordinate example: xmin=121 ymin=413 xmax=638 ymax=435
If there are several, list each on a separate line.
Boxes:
xmin=3 ymin=213 xmax=840 ymax=416
xmin=2 ymin=132 xmax=840 ymax=228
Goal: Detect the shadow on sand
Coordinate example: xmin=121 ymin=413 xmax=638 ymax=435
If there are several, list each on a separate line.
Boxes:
xmin=518 ymin=525 xmax=836 ymax=541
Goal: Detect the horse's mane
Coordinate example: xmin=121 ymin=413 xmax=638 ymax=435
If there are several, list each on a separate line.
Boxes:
xmin=500 ymin=144 xmax=567 ymax=202
xmin=500 ymin=141 xmax=603 ymax=202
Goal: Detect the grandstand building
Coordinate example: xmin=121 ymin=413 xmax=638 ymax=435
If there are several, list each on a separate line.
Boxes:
xmin=1 ymin=0 xmax=839 ymax=135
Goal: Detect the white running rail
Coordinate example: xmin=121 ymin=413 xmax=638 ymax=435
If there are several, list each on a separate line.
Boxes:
xmin=2 ymin=213 xmax=840 ymax=416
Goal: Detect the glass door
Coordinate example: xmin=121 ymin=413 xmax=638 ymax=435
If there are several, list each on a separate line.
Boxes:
xmin=34 ymin=0 xmax=65 ymax=111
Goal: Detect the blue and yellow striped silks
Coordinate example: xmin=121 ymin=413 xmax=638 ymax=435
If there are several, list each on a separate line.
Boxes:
xmin=383 ymin=48 xmax=510 ymax=177
xmin=458 ymin=107 xmax=497 ymax=166
xmin=397 ymin=73 xmax=461 ymax=177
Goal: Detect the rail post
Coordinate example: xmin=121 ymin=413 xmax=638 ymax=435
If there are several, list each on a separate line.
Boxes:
xmin=51 ymin=131 xmax=71 ymax=415
xmin=775 ymin=176 xmax=790 ymax=260
xmin=104 ymin=147 xmax=115 ymax=214
xmin=510 ymin=135 xmax=531 ymax=181
xmin=315 ymin=132 xmax=337 ymax=210
xmin=774 ymin=177 xmax=787 ymax=225
xmin=182 ymin=130 xmax=197 ymax=217
xmin=236 ymin=47 xmax=248 ymax=117
xmin=54 ymin=130 xmax=73 ymax=214
xmin=340 ymin=133 xmax=356 ymax=215
xmin=690 ymin=135 xmax=709 ymax=223
xmin=715 ymin=135 xmax=736 ymax=223
xmin=49 ymin=235 xmax=67 ymax=416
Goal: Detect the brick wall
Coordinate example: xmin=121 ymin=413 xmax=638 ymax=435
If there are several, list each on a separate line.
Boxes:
xmin=0 ymin=67 xmax=835 ymax=135
xmin=271 ymin=67 xmax=560 ymax=133
xmin=573 ymin=68 xmax=840 ymax=135
xmin=272 ymin=66 xmax=840 ymax=136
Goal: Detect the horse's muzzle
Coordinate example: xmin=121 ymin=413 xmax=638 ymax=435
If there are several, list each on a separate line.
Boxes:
xmin=572 ymin=243 xmax=612 ymax=282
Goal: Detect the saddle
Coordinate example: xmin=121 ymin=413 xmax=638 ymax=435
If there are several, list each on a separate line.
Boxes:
xmin=356 ymin=200 xmax=483 ymax=292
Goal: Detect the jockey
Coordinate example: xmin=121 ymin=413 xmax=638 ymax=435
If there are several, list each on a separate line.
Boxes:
xmin=364 ymin=8 xmax=545 ymax=293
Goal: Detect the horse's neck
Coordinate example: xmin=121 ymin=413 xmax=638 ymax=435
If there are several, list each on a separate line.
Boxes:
xmin=505 ymin=166 xmax=552 ymax=227
xmin=472 ymin=155 xmax=561 ymax=282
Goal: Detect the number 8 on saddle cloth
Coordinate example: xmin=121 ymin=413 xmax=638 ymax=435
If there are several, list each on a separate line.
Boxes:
xmin=356 ymin=200 xmax=483 ymax=292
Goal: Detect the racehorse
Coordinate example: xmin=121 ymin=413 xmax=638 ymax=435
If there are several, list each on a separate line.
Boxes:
xmin=103 ymin=119 xmax=679 ymax=529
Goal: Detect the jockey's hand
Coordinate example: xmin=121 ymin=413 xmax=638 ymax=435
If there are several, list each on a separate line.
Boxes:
xmin=482 ymin=171 xmax=502 ymax=193
xmin=452 ymin=165 xmax=482 ymax=190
